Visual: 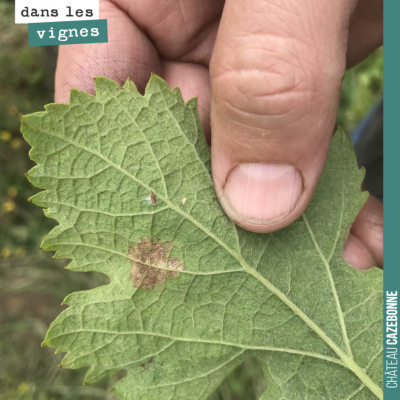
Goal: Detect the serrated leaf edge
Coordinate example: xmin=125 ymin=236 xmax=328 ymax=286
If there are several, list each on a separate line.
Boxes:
xmin=21 ymin=76 xmax=382 ymax=399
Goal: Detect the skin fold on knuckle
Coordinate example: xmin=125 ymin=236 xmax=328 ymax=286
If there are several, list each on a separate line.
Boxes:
xmin=211 ymin=61 xmax=319 ymax=136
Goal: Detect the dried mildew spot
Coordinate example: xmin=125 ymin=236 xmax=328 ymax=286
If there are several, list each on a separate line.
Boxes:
xmin=128 ymin=237 xmax=185 ymax=290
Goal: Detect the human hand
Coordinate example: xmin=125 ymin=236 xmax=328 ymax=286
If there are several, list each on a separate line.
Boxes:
xmin=55 ymin=0 xmax=383 ymax=269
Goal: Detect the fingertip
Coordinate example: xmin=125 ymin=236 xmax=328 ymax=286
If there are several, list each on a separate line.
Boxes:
xmin=347 ymin=195 xmax=383 ymax=268
xmin=343 ymin=232 xmax=377 ymax=270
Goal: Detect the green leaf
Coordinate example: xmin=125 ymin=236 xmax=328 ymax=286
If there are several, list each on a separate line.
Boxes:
xmin=21 ymin=75 xmax=383 ymax=399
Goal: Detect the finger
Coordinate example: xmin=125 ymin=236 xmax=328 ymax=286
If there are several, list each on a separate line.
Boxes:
xmin=210 ymin=0 xmax=356 ymax=233
xmin=343 ymin=233 xmax=376 ymax=270
xmin=55 ymin=0 xmax=160 ymax=103
xmin=121 ymin=0 xmax=224 ymax=67
xmin=161 ymin=61 xmax=211 ymax=142
xmin=347 ymin=0 xmax=383 ymax=67
xmin=343 ymin=195 xmax=383 ymax=269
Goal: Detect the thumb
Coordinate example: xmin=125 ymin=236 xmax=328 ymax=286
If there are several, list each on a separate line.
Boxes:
xmin=210 ymin=0 xmax=355 ymax=233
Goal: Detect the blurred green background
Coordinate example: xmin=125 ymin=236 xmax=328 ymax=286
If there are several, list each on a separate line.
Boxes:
xmin=0 ymin=1 xmax=383 ymax=399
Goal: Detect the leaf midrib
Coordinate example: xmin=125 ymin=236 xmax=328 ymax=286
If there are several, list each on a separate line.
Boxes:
xmin=25 ymin=118 xmax=382 ymax=398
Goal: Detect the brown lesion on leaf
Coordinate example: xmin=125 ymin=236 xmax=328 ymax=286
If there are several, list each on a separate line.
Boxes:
xmin=150 ymin=190 xmax=156 ymax=205
xmin=128 ymin=237 xmax=185 ymax=290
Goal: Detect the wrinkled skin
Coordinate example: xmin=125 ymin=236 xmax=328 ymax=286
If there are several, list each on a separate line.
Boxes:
xmin=55 ymin=0 xmax=383 ymax=270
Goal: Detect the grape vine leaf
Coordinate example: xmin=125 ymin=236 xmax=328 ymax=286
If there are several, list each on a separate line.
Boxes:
xmin=21 ymin=75 xmax=383 ymax=400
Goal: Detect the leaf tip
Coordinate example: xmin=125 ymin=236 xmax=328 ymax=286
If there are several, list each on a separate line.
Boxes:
xmin=123 ymin=77 xmax=138 ymax=93
xmin=186 ymin=96 xmax=198 ymax=109
xmin=68 ymin=88 xmax=82 ymax=104
xmin=94 ymin=76 xmax=121 ymax=98
xmin=148 ymin=72 xmax=164 ymax=85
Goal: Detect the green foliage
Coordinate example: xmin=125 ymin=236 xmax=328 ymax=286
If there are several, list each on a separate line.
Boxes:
xmin=0 ymin=0 xmax=54 ymax=257
xmin=338 ymin=48 xmax=383 ymax=132
xmin=21 ymin=75 xmax=383 ymax=399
